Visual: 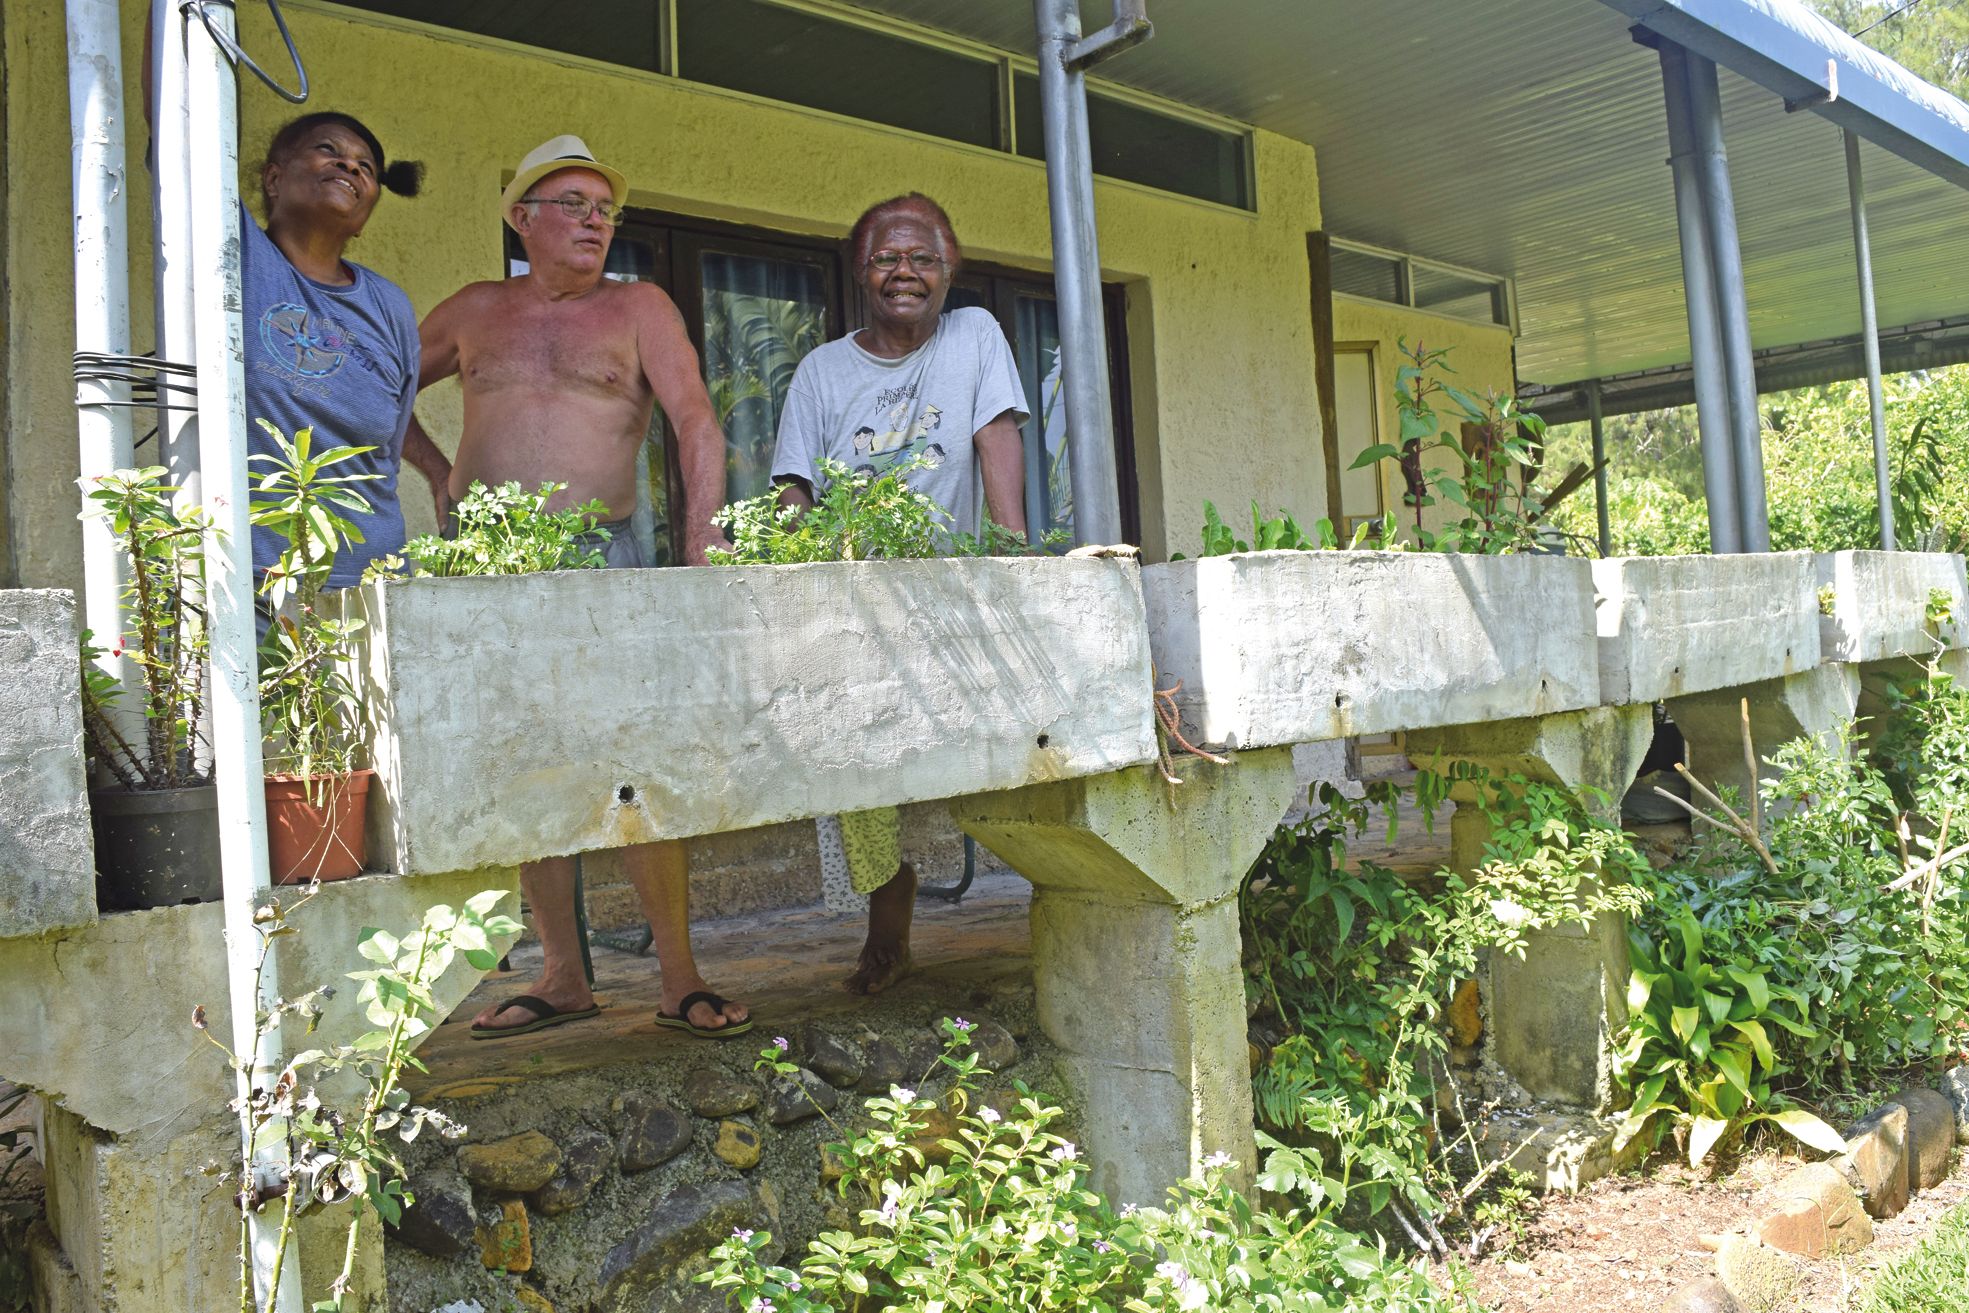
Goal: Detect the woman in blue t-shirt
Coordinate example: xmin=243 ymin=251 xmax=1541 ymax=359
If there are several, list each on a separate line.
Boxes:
xmin=243 ymin=112 xmax=449 ymax=585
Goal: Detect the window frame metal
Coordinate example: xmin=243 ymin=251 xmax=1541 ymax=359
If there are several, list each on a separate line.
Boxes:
xmin=1329 ymin=236 xmax=1517 ymax=333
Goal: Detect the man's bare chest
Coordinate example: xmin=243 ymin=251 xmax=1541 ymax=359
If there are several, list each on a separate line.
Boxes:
xmin=459 ymin=302 xmax=647 ymax=403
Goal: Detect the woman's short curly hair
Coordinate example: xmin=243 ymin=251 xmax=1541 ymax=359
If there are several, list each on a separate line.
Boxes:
xmin=848 ymin=192 xmax=962 ymax=271
xmin=261 ymin=111 xmax=423 ymax=208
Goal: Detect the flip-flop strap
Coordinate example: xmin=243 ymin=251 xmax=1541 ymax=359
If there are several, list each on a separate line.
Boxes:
xmin=674 ymin=990 xmax=732 ymax=1025
xmin=492 ymin=994 xmax=555 ymax=1022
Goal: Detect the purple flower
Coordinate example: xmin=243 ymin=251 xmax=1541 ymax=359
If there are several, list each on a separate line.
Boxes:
xmin=1094 ymin=1239 xmax=1113 ymax=1254
xmin=953 ymin=1017 xmax=975 ymax=1033
xmin=732 ymin=1228 xmax=754 ymax=1242
xmin=772 ymin=1036 xmax=789 ymax=1052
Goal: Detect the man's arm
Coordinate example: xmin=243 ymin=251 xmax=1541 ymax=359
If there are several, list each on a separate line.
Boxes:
xmin=402 ymin=289 xmax=473 ymax=521
xmin=974 ymin=410 xmax=1027 ymax=538
xmin=634 ymin=285 xmax=729 ymax=564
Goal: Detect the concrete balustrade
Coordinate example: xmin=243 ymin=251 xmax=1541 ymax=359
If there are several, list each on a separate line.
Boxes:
xmin=8 ymin=546 xmax=1969 ymax=1308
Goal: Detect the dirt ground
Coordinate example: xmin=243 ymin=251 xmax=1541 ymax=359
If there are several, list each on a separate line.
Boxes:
xmin=1455 ymin=1145 xmax=1969 ymax=1312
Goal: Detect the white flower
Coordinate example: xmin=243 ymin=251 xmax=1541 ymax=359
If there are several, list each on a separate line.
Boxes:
xmin=731 ymin=1228 xmax=754 ymax=1242
xmin=891 ymin=1086 xmax=917 ymax=1103
xmin=1488 ymin=897 xmax=1532 ymax=928
xmin=1156 ymin=1261 xmax=1189 ymax=1283
xmin=1051 ymin=1141 xmax=1078 ymax=1162
xmin=749 ymin=1300 xmax=775 ymax=1313
xmin=979 ymin=1106 xmax=1002 ymax=1124
xmin=1202 ymin=1151 xmax=1232 ymax=1171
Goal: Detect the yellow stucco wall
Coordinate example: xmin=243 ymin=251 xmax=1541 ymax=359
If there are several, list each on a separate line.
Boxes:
xmin=1331 ymin=295 xmax=1517 ymax=539
xmin=2 ymin=0 xmax=1350 ymax=585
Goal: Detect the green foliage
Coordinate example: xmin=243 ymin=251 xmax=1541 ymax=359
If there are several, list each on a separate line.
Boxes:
xmin=202 ymin=888 xmax=521 ymax=1313
xmin=1855 ymin=1197 xmax=1969 ymax=1313
xmin=1615 ymin=664 xmax=1969 ymax=1160
xmin=372 ymin=481 xmax=611 ymax=578
xmin=704 ymin=1022 xmax=1473 ymax=1312
xmin=76 ymin=466 xmax=216 ymax=790
xmin=1354 ymin=340 xmax=1554 ymax=554
xmin=1244 ymin=769 xmax=1646 ymax=1252
xmin=709 ymin=458 xmax=1066 ymax=564
xmin=1186 ymin=500 xmax=1400 ymax=558
xmin=1611 ymin=905 xmax=1839 ymax=1166
xmin=250 ymin=423 xmax=376 ymax=788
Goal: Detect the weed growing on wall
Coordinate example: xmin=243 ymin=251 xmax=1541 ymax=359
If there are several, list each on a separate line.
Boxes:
xmin=703 ymin=1020 xmax=1476 ymax=1312
xmin=368 ymin=481 xmax=613 ymax=578
xmin=197 ymin=888 xmax=520 ymax=1312
xmin=1243 ymin=769 xmax=1647 ymax=1257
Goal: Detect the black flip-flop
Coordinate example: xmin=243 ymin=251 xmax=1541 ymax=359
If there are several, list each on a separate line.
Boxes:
xmin=653 ymin=990 xmax=754 ymax=1040
xmin=468 ymin=994 xmax=600 ymax=1041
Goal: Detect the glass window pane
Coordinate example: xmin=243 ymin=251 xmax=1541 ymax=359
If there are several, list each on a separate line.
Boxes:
xmin=1013 ymin=293 xmax=1074 ymax=541
xmin=1015 ymin=74 xmax=1251 ymax=209
xmin=679 ymin=0 xmax=997 ymax=148
xmin=1329 ymin=246 xmax=1404 ymax=304
xmin=698 ymin=251 xmax=831 ymax=502
xmin=1412 ymin=264 xmax=1506 ymax=325
xmin=332 ymin=0 xmax=660 ymax=70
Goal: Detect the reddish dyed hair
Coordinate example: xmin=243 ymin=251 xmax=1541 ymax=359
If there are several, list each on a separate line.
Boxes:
xmin=847 ymin=192 xmax=962 ymax=271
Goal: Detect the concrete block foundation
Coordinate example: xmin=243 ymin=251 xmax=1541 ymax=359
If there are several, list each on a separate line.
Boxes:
xmin=0 ymin=589 xmax=94 ymax=938
xmin=1668 ymin=664 xmax=1862 ymax=811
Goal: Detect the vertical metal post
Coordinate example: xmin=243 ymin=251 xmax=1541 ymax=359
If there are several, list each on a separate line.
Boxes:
xmin=1657 ymin=42 xmax=1742 ymax=554
xmin=67 ymin=0 xmax=136 ymax=691
xmin=1685 ymin=52 xmax=1770 ymax=551
xmin=1033 ymin=0 xmax=1123 ymax=545
xmin=1587 ymin=379 xmax=1612 ymax=558
xmin=152 ymin=0 xmax=200 ymax=500
xmin=185 ymin=4 xmax=299 ymax=1309
xmin=1845 ymin=130 xmax=1896 ymax=552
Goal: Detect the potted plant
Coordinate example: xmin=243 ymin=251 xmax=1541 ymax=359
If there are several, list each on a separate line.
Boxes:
xmin=250 ymin=422 xmax=379 ymax=884
xmin=78 ymin=466 xmax=221 ymax=908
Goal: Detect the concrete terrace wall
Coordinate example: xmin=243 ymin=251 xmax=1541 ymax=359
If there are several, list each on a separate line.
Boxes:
xmin=1 ymin=0 xmax=1331 ymax=585
xmin=1593 ymin=552 xmax=1822 ymax=704
xmin=0 ymin=590 xmax=93 ymax=937
xmin=358 ymin=557 xmax=1157 ymax=875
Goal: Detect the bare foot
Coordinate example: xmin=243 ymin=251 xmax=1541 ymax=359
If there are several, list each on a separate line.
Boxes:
xmin=846 ymin=862 xmax=916 ymax=995
xmin=659 ymin=974 xmax=751 ymax=1032
xmin=470 ymin=969 xmax=594 ymax=1032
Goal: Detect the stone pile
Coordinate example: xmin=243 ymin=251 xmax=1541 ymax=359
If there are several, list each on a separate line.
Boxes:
xmin=1664 ymin=1064 xmax=1969 ymax=1313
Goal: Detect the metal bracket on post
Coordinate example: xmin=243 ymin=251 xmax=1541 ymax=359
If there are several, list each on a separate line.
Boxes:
xmin=1065 ymin=0 xmax=1151 ymax=71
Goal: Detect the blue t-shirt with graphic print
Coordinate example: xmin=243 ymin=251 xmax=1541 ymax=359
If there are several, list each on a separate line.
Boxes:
xmin=241 ymin=205 xmax=419 ymax=587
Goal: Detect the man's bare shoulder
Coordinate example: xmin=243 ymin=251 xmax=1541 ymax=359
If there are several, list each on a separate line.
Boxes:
xmin=432 ymin=278 xmax=514 ymax=319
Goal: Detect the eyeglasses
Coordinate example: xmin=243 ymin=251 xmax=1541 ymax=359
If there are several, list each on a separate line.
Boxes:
xmin=867 ymin=250 xmax=945 ymax=273
xmin=519 ymin=195 xmax=624 ymax=227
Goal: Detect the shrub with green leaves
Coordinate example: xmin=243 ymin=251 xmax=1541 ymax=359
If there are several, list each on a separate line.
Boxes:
xmin=1244 ymin=769 xmax=1646 ymax=1253
xmin=1188 ymin=500 xmax=1400 ymax=557
xmin=371 ymin=481 xmax=611 ymax=578
xmin=702 ymin=1020 xmax=1474 ymax=1312
xmin=710 ymin=457 xmax=1064 ymax=564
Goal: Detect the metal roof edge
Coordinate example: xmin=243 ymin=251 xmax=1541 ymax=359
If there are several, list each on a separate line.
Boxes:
xmin=1602 ymin=0 xmax=1969 ymax=190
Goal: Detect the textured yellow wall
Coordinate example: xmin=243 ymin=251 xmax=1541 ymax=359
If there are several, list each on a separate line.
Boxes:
xmin=1331 ymin=295 xmax=1517 ymax=539
xmin=7 ymin=0 xmax=1346 ymax=583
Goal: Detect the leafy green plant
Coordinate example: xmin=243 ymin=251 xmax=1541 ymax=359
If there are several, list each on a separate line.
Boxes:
xmin=1351 ymin=339 xmax=1559 ymax=554
xmin=198 ymin=887 xmax=520 ymax=1313
xmin=250 ymin=423 xmax=377 ymax=791
xmin=704 ymin=1021 xmax=1472 ymax=1312
xmin=1185 ymin=500 xmax=1400 ymax=558
xmin=76 ymin=466 xmax=217 ymax=790
xmin=1245 ymin=768 xmax=1646 ymax=1256
xmin=1611 ymin=904 xmax=1841 ymax=1167
xmin=709 ymin=457 xmax=1065 ymax=564
xmin=370 ymin=481 xmax=611 ymax=578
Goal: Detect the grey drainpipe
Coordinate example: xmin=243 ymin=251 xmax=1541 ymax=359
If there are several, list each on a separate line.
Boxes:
xmin=1845 ymin=130 xmax=1897 ymax=552
xmin=1684 ymin=51 xmax=1771 ymax=551
xmin=1032 ymin=0 xmax=1150 ymax=546
xmin=1657 ymin=40 xmax=1744 ymax=554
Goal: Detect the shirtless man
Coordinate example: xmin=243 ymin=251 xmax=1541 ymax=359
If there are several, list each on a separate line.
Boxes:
xmin=404 ymin=136 xmax=748 ymax=1039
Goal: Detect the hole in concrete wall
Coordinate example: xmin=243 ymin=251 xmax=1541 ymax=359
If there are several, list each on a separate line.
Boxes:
xmin=617 ymin=784 xmax=636 ymax=804
xmin=1035 ymin=733 xmax=1051 ymax=749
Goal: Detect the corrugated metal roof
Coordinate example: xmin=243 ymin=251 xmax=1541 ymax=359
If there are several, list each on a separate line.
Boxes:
xmin=841 ymin=0 xmax=1969 ymax=388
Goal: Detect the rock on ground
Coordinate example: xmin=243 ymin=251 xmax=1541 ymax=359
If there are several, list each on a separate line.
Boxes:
xmin=388 ymin=1167 xmax=478 ymax=1258
xmin=1885 ymin=1088 xmax=1956 ymax=1191
xmin=1842 ymin=1104 xmax=1910 ymax=1219
xmin=1751 ymin=1162 xmax=1872 ymax=1259
xmin=1713 ymin=1234 xmax=1805 ymax=1313
xmin=1944 ymin=1066 xmax=1969 ymax=1146
xmin=598 ymin=1180 xmax=757 ymax=1308
xmin=458 ymin=1130 xmax=563 ymax=1194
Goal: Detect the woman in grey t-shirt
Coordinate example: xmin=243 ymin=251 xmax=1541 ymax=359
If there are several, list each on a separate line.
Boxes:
xmin=770 ymin=193 xmax=1030 ymax=994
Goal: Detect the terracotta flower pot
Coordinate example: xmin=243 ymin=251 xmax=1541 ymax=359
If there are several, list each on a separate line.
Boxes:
xmin=265 ymin=769 xmax=373 ymax=885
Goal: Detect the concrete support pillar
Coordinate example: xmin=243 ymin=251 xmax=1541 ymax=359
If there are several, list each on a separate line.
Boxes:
xmin=1667 ymin=664 xmax=1861 ymax=810
xmin=952 ymin=749 xmax=1299 ymax=1206
xmin=1408 ymin=707 xmax=1653 ymax=1110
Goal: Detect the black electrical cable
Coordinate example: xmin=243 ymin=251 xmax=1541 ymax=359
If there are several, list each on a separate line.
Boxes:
xmin=1852 ymin=0 xmax=1938 ymax=38
xmin=181 ymin=0 xmax=309 ymax=104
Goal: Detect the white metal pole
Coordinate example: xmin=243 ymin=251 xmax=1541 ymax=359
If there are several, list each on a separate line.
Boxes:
xmin=152 ymin=0 xmax=201 ymax=502
xmin=66 ymin=0 xmax=136 ymax=691
xmin=185 ymin=4 xmax=301 ymax=1309
xmin=1845 ymin=130 xmax=1896 ymax=553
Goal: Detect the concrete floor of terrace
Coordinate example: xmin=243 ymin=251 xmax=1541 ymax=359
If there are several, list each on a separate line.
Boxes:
xmin=409 ymin=770 xmax=1685 ymax=1094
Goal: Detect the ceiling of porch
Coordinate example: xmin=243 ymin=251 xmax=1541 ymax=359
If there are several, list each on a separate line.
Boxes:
xmin=845 ymin=0 xmax=1969 ymax=399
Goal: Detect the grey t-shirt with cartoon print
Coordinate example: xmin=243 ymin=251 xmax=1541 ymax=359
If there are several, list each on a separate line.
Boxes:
xmin=771 ymin=306 xmax=1029 ymax=537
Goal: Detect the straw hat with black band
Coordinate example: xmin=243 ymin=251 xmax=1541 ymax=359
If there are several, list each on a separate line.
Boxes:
xmin=500 ymin=135 xmax=628 ymax=230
